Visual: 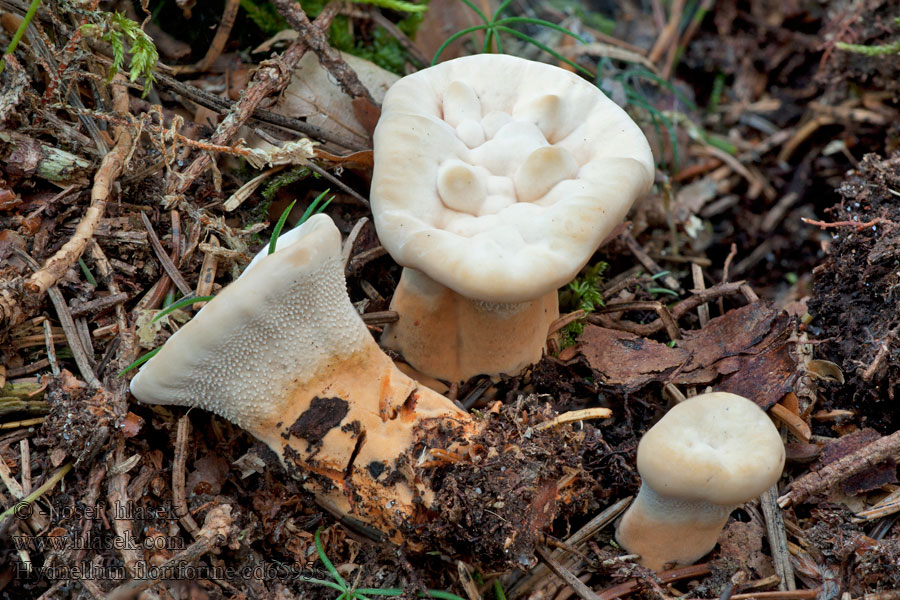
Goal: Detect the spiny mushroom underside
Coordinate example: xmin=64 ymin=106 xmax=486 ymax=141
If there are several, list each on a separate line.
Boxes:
xmin=383 ymin=268 xmax=558 ymax=383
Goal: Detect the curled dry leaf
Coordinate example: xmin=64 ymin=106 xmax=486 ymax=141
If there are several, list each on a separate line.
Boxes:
xmin=579 ymin=302 xmax=798 ymax=409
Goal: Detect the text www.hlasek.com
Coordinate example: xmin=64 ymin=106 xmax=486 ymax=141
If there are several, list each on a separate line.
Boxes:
xmin=12 ymin=531 xmax=184 ymax=552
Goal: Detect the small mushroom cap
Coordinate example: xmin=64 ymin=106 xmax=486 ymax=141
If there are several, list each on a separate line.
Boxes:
xmin=371 ymin=54 xmax=654 ymax=304
xmin=129 ymin=214 xmax=370 ymax=430
xmin=637 ymin=392 xmax=785 ymax=506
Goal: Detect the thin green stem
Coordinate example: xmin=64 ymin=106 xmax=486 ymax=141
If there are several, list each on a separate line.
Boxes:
xmin=315 ymin=528 xmax=348 ymax=589
xmin=432 ymin=24 xmax=491 ymax=64
xmin=494 ymin=26 xmax=592 ymax=76
xmin=117 ymin=347 xmax=161 ymax=377
xmin=0 ymin=0 xmax=42 ymax=75
xmin=494 ymin=16 xmax=586 ymax=44
xmin=490 ymin=0 xmax=516 ymax=22
xmin=458 ymin=0 xmax=489 ymax=23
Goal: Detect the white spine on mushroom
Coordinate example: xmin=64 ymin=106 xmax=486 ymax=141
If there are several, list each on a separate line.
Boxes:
xmin=130 ymin=215 xmax=369 ymax=430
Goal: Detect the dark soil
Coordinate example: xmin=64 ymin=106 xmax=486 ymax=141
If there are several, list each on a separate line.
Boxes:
xmin=808 ymin=153 xmax=900 ymax=433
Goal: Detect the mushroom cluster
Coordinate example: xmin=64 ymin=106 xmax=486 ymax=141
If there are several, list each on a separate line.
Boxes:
xmin=371 ymin=54 xmax=655 ymax=382
xmin=614 ymin=392 xmax=786 ymax=570
xmin=129 ymin=55 xmax=661 ymax=549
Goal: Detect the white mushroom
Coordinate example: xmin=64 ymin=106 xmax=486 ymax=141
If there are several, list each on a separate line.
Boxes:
xmin=130 ymin=214 xmax=475 ymax=541
xmin=614 ymin=392 xmax=786 ymax=570
xmin=370 ymin=54 xmax=654 ymax=382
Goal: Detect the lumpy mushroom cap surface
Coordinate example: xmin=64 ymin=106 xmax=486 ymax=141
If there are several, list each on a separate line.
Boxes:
xmin=371 ymin=54 xmax=655 ymax=304
xmin=637 ymin=392 xmax=786 ymax=506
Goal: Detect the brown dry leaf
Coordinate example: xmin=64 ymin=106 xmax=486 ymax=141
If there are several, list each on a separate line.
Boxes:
xmin=580 ymin=303 xmax=797 ymax=407
xmin=262 ymin=50 xmax=399 ymax=149
xmin=579 ymin=327 xmax=689 ymax=390
xmin=121 ymin=412 xmax=144 ymax=438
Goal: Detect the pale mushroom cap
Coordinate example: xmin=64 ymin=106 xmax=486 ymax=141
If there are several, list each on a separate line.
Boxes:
xmin=637 ymin=392 xmax=785 ymax=506
xmin=129 ymin=214 xmax=370 ymax=429
xmin=371 ymin=54 xmax=655 ymax=303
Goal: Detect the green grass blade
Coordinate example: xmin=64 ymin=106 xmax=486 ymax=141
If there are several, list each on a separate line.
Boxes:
xmin=459 ymin=0 xmax=489 ymax=23
xmin=616 ymin=68 xmax=697 ymax=110
xmin=419 ymin=591 xmax=468 ymax=600
xmin=493 ymin=26 xmax=592 ymax=76
xmin=298 ymin=188 xmax=333 ymax=225
xmin=648 ymin=287 xmax=679 ymax=297
xmin=297 ymin=577 xmax=346 ymax=592
xmin=490 ymin=0 xmax=516 ymax=22
xmin=0 ymin=0 xmax=42 ymax=75
xmin=151 ymin=296 xmax=215 ymax=323
xmin=315 ymin=528 xmax=347 ymax=589
xmin=494 ymin=17 xmax=586 ymax=44
xmin=78 ymin=258 xmax=98 ymax=286
xmin=268 ymin=199 xmax=297 ymax=255
xmin=432 ymin=24 xmax=491 ymax=64
xmin=354 ymin=590 xmax=403 ymax=596
xmin=350 ymin=0 xmax=427 ymax=13
xmin=493 ymin=579 xmax=508 ymax=600
xmin=117 ymin=347 xmax=161 ymax=377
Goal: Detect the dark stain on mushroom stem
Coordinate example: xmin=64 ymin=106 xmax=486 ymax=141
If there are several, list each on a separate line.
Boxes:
xmin=288 ymin=396 xmax=350 ymax=445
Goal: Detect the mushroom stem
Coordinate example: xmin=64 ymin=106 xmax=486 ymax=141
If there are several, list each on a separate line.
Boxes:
xmin=614 ymin=485 xmax=734 ymax=571
xmin=130 ymin=215 xmax=476 ymax=542
xmin=382 ymin=267 xmax=558 ymax=383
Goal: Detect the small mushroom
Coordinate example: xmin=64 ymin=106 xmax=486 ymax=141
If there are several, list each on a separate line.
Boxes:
xmin=370 ymin=54 xmax=654 ymax=382
xmin=614 ymin=392 xmax=785 ymax=570
xmin=130 ymin=214 xmax=475 ymax=540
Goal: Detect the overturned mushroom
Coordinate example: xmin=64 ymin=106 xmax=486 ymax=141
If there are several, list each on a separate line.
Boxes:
xmin=371 ymin=54 xmax=654 ymax=382
xmin=130 ymin=214 xmax=476 ymax=541
xmin=614 ymin=392 xmax=785 ymax=570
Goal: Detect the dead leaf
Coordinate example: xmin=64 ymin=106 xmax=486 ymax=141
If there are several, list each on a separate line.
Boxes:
xmin=261 ymin=52 xmax=398 ymax=150
xmin=580 ymin=303 xmax=797 ymax=407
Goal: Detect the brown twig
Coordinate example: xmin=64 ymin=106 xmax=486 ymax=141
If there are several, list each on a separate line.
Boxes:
xmin=106 ymin=441 xmax=143 ymax=577
xmin=69 ymin=293 xmax=130 ymax=318
xmin=801 ymin=216 xmax=895 ymax=231
xmin=272 ymin=0 xmax=375 ymax=104
xmin=862 ymin=326 xmax=898 ymax=382
xmin=596 ymin=564 xmax=711 ymax=600
xmin=173 ymin=0 xmax=239 ymax=74
xmin=621 ymin=230 xmax=682 ymax=293
xmin=12 ymin=248 xmax=100 ymax=387
xmin=141 ymin=212 xmax=192 ymax=297
xmin=778 ymin=430 xmax=900 ymax=507
xmin=536 ymin=546 xmax=602 ymax=600
xmin=22 ymin=77 xmax=132 ymax=299
xmin=759 ymin=485 xmax=796 ymax=591
xmin=173 ymin=415 xmax=201 ymax=536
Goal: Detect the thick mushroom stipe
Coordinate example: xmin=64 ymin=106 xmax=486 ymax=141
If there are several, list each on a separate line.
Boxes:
xmin=614 ymin=392 xmax=785 ymax=570
xmin=382 ymin=268 xmax=558 ymax=383
xmin=130 ymin=214 xmax=476 ymax=542
xmin=371 ymin=54 xmax=654 ymax=382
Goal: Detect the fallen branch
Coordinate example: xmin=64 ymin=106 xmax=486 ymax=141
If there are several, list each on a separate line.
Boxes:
xmin=778 ymin=429 xmax=900 ymax=507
